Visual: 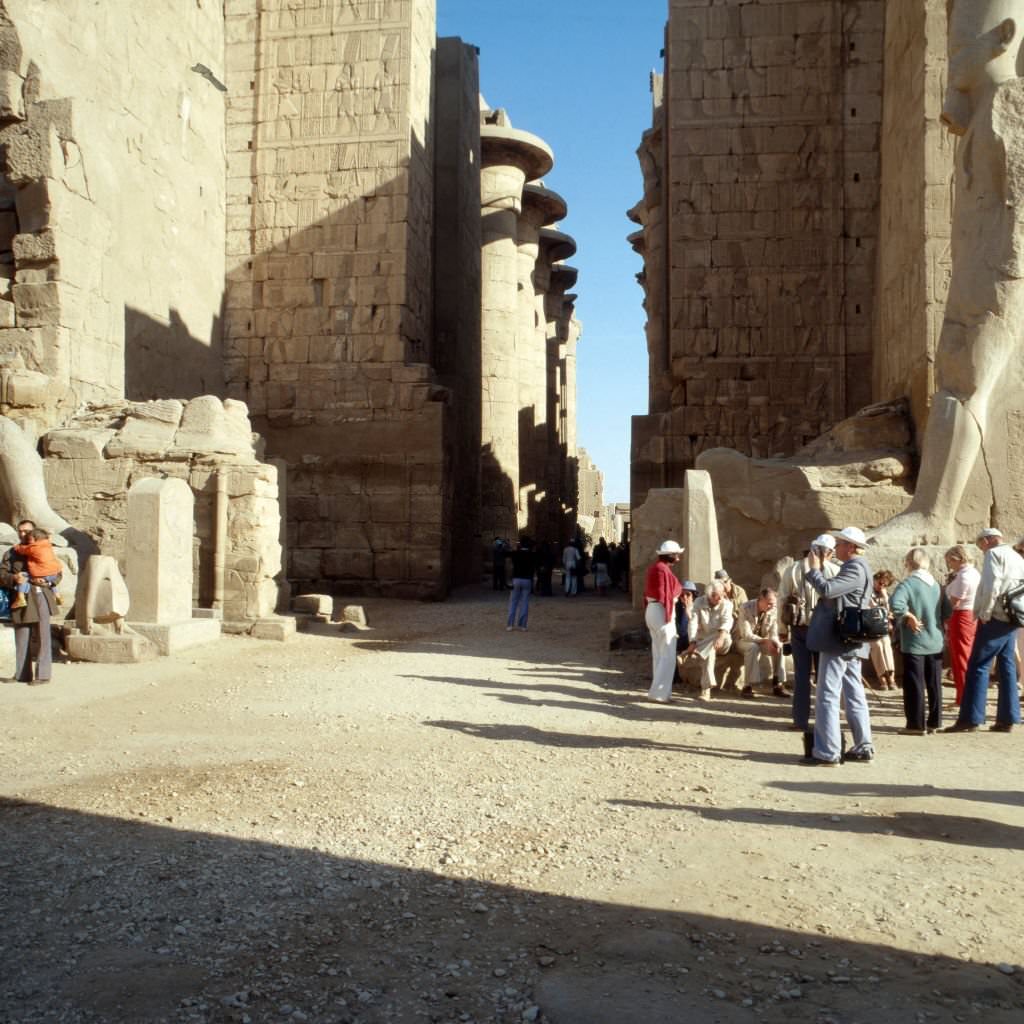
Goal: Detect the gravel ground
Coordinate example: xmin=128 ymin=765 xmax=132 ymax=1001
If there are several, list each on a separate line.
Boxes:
xmin=1 ymin=587 xmax=1022 ymax=1024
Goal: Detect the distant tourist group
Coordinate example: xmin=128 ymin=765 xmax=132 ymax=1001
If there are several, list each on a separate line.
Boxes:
xmin=493 ymin=534 xmax=630 ymax=631
xmin=643 ymin=526 xmax=1024 ymax=766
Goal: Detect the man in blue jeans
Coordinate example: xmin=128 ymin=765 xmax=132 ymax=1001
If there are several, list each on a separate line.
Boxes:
xmin=779 ymin=533 xmax=838 ymax=731
xmin=506 ymin=538 xmax=536 ymax=632
xmin=804 ymin=526 xmax=876 ymax=766
xmin=945 ymin=528 xmax=1024 ymax=733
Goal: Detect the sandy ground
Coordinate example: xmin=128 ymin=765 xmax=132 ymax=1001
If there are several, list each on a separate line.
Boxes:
xmin=1 ymin=587 xmax=1022 ymax=1024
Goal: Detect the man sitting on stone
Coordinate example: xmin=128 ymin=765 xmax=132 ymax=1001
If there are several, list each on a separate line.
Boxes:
xmin=736 ymin=587 xmax=787 ymax=700
xmin=715 ymin=568 xmax=748 ymax=624
xmin=684 ymin=581 xmax=734 ymax=701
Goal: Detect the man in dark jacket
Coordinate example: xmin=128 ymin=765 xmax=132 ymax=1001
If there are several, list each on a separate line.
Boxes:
xmin=804 ymin=526 xmax=875 ymax=765
xmin=0 ymin=519 xmax=60 ymax=685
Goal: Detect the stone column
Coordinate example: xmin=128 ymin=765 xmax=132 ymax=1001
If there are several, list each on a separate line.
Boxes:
xmin=517 ymin=184 xmax=566 ymax=537
xmin=479 ymin=119 xmax=553 ymax=546
xmin=545 ymin=252 xmax=578 ymax=540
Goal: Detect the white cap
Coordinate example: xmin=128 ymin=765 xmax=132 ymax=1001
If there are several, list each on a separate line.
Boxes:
xmin=657 ymin=539 xmax=683 ymax=556
xmin=832 ymin=526 xmax=867 ymax=546
xmin=811 ymin=533 xmax=836 ymax=550
xmin=977 ymin=527 xmax=1004 ymax=541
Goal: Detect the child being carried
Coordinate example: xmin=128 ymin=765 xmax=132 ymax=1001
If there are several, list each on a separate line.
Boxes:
xmin=11 ymin=527 xmax=62 ymax=610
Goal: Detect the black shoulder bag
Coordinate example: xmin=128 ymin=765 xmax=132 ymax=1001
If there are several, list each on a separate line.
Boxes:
xmin=836 ymin=570 xmax=889 ymax=644
xmin=1002 ymin=580 xmax=1024 ymax=628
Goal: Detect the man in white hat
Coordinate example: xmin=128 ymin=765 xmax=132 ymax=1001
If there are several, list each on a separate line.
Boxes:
xmin=778 ymin=534 xmax=839 ymax=730
xmin=803 ymin=526 xmax=876 ymax=764
xmin=644 ymin=540 xmax=684 ymax=702
xmin=945 ymin=526 xmax=1024 ymax=732
xmin=684 ymin=581 xmax=734 ymax=700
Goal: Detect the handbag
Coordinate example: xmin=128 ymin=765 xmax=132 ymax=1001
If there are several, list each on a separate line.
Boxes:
xmin=1003 ymin=580 xmax=1024 ymax=628
xmin=781 ymin=593 xmax=804 ymax=628
xmin=836 ymin=574 xmax=889 ymax=644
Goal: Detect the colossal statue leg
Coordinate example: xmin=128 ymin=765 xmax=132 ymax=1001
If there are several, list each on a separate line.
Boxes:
xmin=0 ymin=415 xmax=71 ymax=534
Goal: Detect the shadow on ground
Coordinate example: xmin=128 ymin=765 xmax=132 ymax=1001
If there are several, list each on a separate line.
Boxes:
xmin=1 ymin=799 xmax=1021 ymax=1023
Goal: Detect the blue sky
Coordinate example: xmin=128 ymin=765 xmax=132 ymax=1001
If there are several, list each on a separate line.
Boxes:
xmin=436 ymin=1 xmax=666 ymax=504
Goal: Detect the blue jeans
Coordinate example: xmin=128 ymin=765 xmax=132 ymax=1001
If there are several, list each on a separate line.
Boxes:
xmin=813 ymin=651 xmax=873 ymax=762
xmin=790 ymin=626 xmax=815 ymax=730
xmin=507 ymin=578 xmax=532 ymax=628
xmin=958 ymin=619 xmax=1020 ymax=726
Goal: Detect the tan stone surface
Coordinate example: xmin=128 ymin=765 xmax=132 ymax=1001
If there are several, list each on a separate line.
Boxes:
xmin=3 ymin=0 xmax=227 ymax=415
xmin=43 ymin=397 xmax=281 ymax=622
xmin=629 ymin=487 xmax=684 ymax=610
xmin=681 ymin=469 xmax=721 ymax=587
xmin=126 ymin=477 xmax=194 ymax=625
xmin=697 ymin=401 xmax=914 ymax=592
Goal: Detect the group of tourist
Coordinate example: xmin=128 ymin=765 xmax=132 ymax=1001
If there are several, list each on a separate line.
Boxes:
xmin=498 ymin=535 xmax=631 ymax=630
xmin=643 ymin=524 xmax=1024 ymax=766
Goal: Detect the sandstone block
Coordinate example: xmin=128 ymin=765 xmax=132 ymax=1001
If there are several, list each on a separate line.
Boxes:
xmin=66 ymin=632 xmax=157 ymax=664
xmin=334 ymin=604 xmax=368 ymax=630
xmin=293 ymin=592 xmax=332 ymax=617
xmin=130 ymin=618 xmax=221 ymax=655
xmin=126 ymin=477 xmax=194 ymax=624
xmin=250 ymin=616 xmax=296 ymax=641
xmin=682 ymin=470 xmax=723 ymax=586
xmin=0 ymin=70 xmax=24 ymax=122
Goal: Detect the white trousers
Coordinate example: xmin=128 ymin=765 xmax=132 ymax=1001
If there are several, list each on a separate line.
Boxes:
xmin=694 ymin=633 xmax=731 ymax=693
xmin=646 ymin=602 xmax=677 ymax=700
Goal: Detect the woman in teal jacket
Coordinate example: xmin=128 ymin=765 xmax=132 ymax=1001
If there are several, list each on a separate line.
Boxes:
xmin=889 ymin=547 xmax=947 ymax=734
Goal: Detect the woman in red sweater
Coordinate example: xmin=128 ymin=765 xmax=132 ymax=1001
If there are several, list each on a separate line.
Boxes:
xmin=644 ymin=540 xmax=684 ymax=702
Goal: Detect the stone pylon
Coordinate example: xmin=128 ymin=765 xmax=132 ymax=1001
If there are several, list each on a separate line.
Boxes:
xmin=479 ymin=115 xmax=553 ymax=546
xmin=517 ymin=184 xmax=566 ymax=538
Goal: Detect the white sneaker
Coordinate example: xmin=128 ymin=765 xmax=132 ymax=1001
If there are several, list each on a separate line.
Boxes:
xmin=505 ymin=626 xmax=514 ymax=632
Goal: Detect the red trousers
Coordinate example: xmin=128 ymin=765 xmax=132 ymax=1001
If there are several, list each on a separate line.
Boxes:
xmin=946 ymin=609 xmax=977 ymax=705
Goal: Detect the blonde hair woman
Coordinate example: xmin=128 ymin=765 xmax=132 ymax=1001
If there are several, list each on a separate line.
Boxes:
xmin=943 ymin=544 xmax=980 ymax=706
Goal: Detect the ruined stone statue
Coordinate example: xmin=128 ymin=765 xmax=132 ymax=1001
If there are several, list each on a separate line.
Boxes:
xmin=0 ymin=415 xmax=72 ymax=537
xmin=874 ymin=0 xmax=1024 ymax=545
xmin=75 ymin=555 xmax=130 ymax=635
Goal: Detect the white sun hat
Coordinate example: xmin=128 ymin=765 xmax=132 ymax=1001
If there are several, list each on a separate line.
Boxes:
xmin=656 ymin=539 xmax=683 ymax=556
xmin=977 ymin=527 xmax=1004 ymax=541
xmin=832 ymin=526 xmax=867 ymax=546
xmin=811 ymin=533 xmax=836 ymax=550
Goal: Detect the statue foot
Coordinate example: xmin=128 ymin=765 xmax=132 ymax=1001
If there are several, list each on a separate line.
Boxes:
xmin=867 ymin=511 xmax=955 ymax=549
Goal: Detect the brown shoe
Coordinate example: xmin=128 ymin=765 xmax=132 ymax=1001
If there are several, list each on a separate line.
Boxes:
xmin=741 ymin=685 xmax=757 ymax=700
xmin=990 ymin=722 xmax=1015 ymax=733
xmin=27 ymin=678 xmax=50 ymax=687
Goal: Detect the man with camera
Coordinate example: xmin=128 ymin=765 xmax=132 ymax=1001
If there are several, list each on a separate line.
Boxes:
xmin=803 ymin=527 xmax=876 ymax=766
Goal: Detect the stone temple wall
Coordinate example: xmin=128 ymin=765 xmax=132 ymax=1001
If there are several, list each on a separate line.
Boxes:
xmin=3 ymin=0 xmax=228 ymax=424
xmin=874 ymin=0 xmax=952 ymax=431
xmin=222 ymin=0 xmax=453 ymax=598
xmin=631 ymin=0 xmax=885 ymax=510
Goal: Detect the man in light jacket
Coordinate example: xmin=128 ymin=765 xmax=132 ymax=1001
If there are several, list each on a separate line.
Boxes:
xmin=945 ymin=527 xmax=1024 ymax=732
xmin=779 ymin=533 xmax=839 ymax=731
xmin=685 ymin=581 xmax=733 ymax=701
xmin=735 ymin=588 xmax=786 ymax=699
xmin=804 ymin=526 xmax=875 ymax=765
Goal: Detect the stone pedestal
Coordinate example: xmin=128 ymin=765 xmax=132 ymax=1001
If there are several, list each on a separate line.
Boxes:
xmin=66 ymin=631 xmax=157 ymax=664
xmin=126 ymin=477 xmax=220 ymax=654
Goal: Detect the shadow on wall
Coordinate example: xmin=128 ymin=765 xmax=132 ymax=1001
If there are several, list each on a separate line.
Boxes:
xmin=125 ymin=306 xmax=225 ymax=402
xmin=1 ymin=797 xmax=1021 ymax=1021
xmin=517 ymin=402 xmax=576 ymax=546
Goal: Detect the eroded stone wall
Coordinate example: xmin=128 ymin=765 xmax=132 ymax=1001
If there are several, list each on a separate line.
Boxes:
xmin=874 ymin=0 xmax=952 ymax=430
xmin=222 ymin=0 xmax=451 ymax=598
xmin=42 ymin=397 xmax=281 ymax=621
xmin=4 ymin=0 xmax=228 ymax=419
xmin=632 ymin=0 xmax=885 ymax=509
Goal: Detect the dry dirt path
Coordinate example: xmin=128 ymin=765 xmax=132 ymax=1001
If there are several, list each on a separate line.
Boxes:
xmin=1 ymin=587 xmax=1022 ymax=1024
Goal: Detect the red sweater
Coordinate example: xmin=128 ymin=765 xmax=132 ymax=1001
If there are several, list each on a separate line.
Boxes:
xmin=644 ymin=560 xmax=682 ymax=623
